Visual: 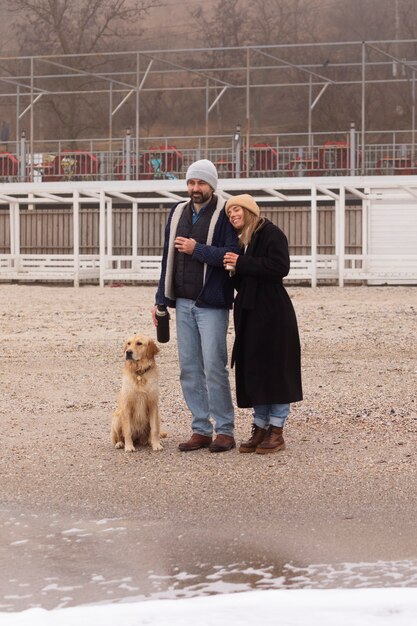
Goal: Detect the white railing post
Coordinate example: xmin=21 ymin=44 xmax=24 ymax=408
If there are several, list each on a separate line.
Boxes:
xmin=311 ymin=184 xmax=317 ymax=287
xmin=362 ymin=189 xmax=370 ymax=275
xmin=338 ymin=185 xmax=345 ymax=287
xmin=99 ymin=191 xmax=106 ymax=287
xmin=106 ymin=199 xmax=113 ymax=260
xmin=132 ymin=201 xmax=138 ymax=265
xmin=73 ymin=190 xmax=80 ymax=287
xmin=14 ymin=202 xmax=20 ymax=268
xmin=9 ymin=203 xmax=15 ymax=255
xmin=105 ymin=198 xmax=113 ymax=284
xmin=10 ymin=202 xmax=20 ymax=276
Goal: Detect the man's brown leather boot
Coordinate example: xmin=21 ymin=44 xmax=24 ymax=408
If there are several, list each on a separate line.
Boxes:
xmin=208 ymin=434 xmax=236 ymax=453
xmin=178 ymin=433 xmax=212 ymax=451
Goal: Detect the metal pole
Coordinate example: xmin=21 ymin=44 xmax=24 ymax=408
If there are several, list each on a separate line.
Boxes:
xmin=349 ymin=122 xmax=356 ymax=175
xmin=136 ymin=53 xmax=140 ymax=179
xmin=205 ymin=80 xmax=209 ymax=156
xmin=16 ymin=87 xmax=20 ymax=161
xmin=308 ymin=75 xmax=313 ymax=150
xmin=125 ymin=128 xmax=131 ymax=180
xmin=19 ymin=131 xmax=26 ymax=181
xmin=30 ymin=57 xmax=34 ymax=182
xmin=234 ymin=124 xmax=241 ymax=178
xmin=412 ymin=72 xmax=416 ymax=162
xmin=109 ymin=82 xmax=113 ymax=165
xmin=246 ymin=47 xmax=250 ymax=177
xmin=361 ymin=42 xmax=366 ymax=175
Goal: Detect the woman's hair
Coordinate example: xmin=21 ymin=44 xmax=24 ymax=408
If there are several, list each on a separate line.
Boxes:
xmin=238 ymin=208 xmax=262 ymax=247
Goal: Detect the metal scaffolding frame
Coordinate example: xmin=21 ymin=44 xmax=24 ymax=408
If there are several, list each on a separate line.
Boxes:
xmin=1 ymin=38 xmax=417 ymax=177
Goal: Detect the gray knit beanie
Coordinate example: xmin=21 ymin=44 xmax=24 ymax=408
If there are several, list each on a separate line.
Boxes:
xmin=185 ymin=159 xmax=218 ymax=191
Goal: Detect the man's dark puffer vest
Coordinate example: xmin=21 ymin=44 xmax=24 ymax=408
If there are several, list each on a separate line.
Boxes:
xmin=174 ymin=200 xmax=217 ymax=300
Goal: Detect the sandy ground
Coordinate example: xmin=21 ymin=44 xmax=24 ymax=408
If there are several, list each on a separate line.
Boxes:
xmin=0 ymin=283 xmax=416 ymax=567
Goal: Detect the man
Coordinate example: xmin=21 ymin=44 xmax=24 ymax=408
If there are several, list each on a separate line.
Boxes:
xmin=152 ymin=159 xmax=239 ymax=452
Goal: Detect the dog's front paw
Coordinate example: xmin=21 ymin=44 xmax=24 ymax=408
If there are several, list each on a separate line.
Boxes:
xmin=124 ymin=444 xmax=136 ymax=452
xmin=151 ymin=442 xmax=163 ymax=451
xmin=115 ymin=441 xmax=124 ymax=449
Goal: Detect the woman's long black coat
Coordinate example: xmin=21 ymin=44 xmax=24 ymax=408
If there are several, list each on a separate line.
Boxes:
xmin=231 ymin=219 xmax=302 ymax=407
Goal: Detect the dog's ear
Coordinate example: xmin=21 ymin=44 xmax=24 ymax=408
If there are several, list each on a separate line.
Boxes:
xmin=146 ymin=339 xmax=159 ymax=359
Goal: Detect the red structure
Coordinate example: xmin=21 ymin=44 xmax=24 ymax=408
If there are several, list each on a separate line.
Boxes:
xmin=215 ymin=158 xmax=234 ymax=176
xmin=248 ymin=143 xmax=278 ymax=175
xmin=288 ymin=153 xmax=320 ymax=177
xmin=142 ymin=145 xmax=183 ymax=179
xmin=114 ymin=157 xmax=142 ymax=180
xmin=217 ymin=144 xmax=278 ymax=177
xmin=0 ymin=152 xmax=18 ymax=180
xmin=43 ymin=151 xmax=100 ymax=181
xmin=318 ymin=141 xmax=351 ymax=175
xmin=375 ymin=156 xmax=417 ymax=175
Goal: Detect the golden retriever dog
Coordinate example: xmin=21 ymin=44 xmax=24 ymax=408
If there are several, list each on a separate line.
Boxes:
xmin=111 ymin=333 xmax=163 ymax=452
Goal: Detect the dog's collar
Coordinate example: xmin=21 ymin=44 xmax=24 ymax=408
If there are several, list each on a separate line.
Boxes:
xmin=135 ymin=364 xmax=152 ymax=381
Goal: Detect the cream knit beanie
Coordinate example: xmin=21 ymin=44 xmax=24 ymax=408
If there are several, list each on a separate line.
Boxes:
xmin=225 ymin=194 xmax=260 ymax=217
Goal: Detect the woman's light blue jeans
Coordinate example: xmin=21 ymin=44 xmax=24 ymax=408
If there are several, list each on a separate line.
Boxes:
xmin=253 ymin=404 xmax=290 ymax=429
xmin=176 ymin=298 xmax=234 ymax=437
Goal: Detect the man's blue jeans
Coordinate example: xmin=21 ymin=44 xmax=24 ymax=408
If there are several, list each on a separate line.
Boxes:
xmin=253 ymin=404 xmax=290 ymax=429
xmin=176 ymin=298 xmax=234 ymax=437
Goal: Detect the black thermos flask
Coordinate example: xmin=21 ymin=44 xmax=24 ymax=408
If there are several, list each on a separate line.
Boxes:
xmin=155 ymin=305 xmax=170 ymax=343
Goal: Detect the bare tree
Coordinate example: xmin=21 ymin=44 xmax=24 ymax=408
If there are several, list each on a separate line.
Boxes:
xmin=7 ymin=0 xmax=161 ymax=55
xmin=5 ymin=0 xmax=162 ymax=143
xmin=189 ymin=0 xmax=322 ymax=134
xmin=191 ymin=0 xmax=319 ymax=48
xmin=248 ymin=0 xmax=320 ymax=44
xmin=191 ymin=0 xmax=250 ymax=49
xmin=315 ymin=0 xmax=417 ymax=134
xmin=325 ymin=0 xmax=391 ymax=41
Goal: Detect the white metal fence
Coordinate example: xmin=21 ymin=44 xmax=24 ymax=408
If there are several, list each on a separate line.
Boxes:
xmin=0 ymin=176 xmax=416 ymax=287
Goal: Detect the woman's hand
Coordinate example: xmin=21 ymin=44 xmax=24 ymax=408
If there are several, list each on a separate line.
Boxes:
xmin=223 ymin=252 xmax=239 ymax=269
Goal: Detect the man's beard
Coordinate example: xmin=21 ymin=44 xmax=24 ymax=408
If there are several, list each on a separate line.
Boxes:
xmin=189 ymin=190 xmax=212 ymax=204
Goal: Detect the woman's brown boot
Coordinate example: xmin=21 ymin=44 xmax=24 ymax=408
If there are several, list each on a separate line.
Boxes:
xmin=255 ymin=426 xmax=285 ymax=454
xmin=239 ymin=424 xmax=267 ymax=453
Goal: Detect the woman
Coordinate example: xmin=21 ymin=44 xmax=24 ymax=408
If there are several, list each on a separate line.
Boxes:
xmin=223 ymin=194 xmax=302 ymax=454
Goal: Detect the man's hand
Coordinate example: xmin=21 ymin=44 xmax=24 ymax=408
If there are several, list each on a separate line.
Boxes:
xmin=151 ymin=305 xmax=158 ymax=327
xmin=174 ymin=237 xmax=197 ymax=255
